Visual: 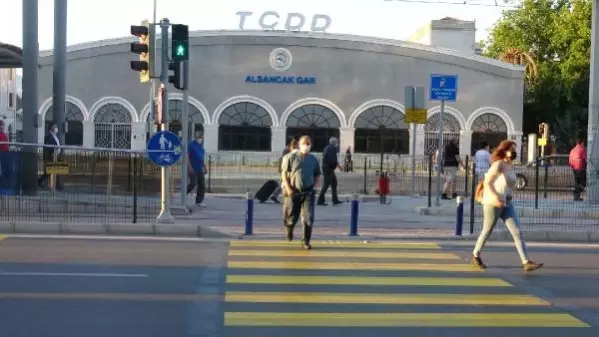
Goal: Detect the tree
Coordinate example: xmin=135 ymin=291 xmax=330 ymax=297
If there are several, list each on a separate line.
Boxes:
xmin=484 ymin=0 xmax=591 ymax=149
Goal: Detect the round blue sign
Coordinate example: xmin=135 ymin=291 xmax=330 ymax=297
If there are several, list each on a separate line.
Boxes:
xmin=147 ymin=131 xmax=183 ymax=167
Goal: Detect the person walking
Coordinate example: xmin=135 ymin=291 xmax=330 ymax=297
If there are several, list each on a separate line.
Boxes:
xmin=471 ymin=140 xmax=543 ymax=272
xmin=569 ymin=138 xmax=587 ymax=201
xmin=280 ymin=135 xmax=321 ymax=249
xmin=271 ymin=137 xmax=298 ymax=204
xmin=187 ymin=134 xmax=207 ymax=208
xmin=317 ymin=137 xmax=343 ymax=206
xmin=442 ymin=140 xmax=463 ymax=199
xmin=38 ymin=123 xmax=63 ymax=190
xmin=474 ymin=142 xmax=491 ymax=180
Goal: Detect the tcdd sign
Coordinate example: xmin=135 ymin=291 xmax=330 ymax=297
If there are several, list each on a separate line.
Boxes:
xmin=147 ymin=131 xmax=183 ymax=167
xmin=430 ymin=74 xmax=458 ymax=102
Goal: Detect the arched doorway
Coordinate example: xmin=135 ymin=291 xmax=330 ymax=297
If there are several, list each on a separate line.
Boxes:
xmin=353 ymin=105 xmax=409 ymax=154
xmin=471 ymin=113 xmax=508 ymax=153
xmin=93 ymin=103 xmax=133 ymax=149
xmin=285 ymin=104 xmax=341 ymax=152
xmin=146 ymin=100 xmax=205 ymax=141
xmin=218 ymin=102 xmax=273 ymax=151
xmin=44 ymin=102 xmax=85 ymax=145
xmin=424 ymin=113 xmax=461 ymax=155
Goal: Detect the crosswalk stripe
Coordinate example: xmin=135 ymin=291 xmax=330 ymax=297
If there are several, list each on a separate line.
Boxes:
xmin=226 ymin=275 xmax=511 ymax=287
xmin=228 ymin=250 xmax=460 ymax=260
xmin=0 ymin=235 xmax=6 ymax=241
xmin=224 ymin=312 xmax=590 ymax=328
xmin=227 ymin=260 xmax=482 ymax=272
xmin=229 ymin=240 xmax=441 ymax=249
xmin=225 ymin=291 xmax=549 ymax=306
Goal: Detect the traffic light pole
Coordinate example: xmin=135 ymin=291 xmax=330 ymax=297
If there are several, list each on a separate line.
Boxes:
xmin=434 ymin=100 xmax=445 ymax=207
xmin=156 ymin=18 xmax=174 ymax=223
xmin=180 ymin=60 xmax=189 ymax=207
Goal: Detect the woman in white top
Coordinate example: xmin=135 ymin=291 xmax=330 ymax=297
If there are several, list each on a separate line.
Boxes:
xmin=472 ymin=140 xmax=543 ymax=272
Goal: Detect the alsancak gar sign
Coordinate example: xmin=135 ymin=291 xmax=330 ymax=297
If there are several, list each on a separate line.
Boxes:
xmin=245 ymin=75 xmax=316 ymax=85
xmin=245 ymin=48 xmax=317 ymax=85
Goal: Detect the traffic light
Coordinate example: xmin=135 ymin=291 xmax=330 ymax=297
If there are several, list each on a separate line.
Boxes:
xmin=130 ymin=20 xmax=153 ymax=83
xmin=168 ymin=61 xmax=185 ymax=90
xmin=171 ymin=24 xmax=189 ymax=61
xmin=539 ymin=122 xmax=550 ymax=139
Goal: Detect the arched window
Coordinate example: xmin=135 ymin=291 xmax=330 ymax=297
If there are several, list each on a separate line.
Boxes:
xmin=93 ymin=103 xmax=133 ymax=149
xmin=44 ymin=102 xmax=85 ymax=145
xmin=218 ymin=102 xmax=273 ymax=151
xmin=423 ymin=113 xmax=461 ymax=155
xmin=354 ymin=105 xmax=409 ymax=154
xmin=147 ymin=100 xmax=205 ymax=141
xmin=471 ymin=113 xmax=508 ymax=154
xmin=285 ymin=104 xmax=341 ymax=152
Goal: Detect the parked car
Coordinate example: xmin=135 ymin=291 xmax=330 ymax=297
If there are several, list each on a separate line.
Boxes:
xmin=513 ymin=155 xmax=575 ymax=191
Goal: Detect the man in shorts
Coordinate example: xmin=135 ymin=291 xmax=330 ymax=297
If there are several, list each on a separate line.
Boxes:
xmin=442 ymin=140 xmax=464 ymax=199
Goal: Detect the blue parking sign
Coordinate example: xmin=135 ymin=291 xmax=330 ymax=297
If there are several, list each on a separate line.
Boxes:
xmin=430 ymin=74 xmax=458 ymax=102
xmin=147 ymin=131 xmax=183 ymax=167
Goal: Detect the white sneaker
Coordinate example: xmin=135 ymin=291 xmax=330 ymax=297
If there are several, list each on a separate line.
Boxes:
xmin=197 ymin=203 xmax=206 ymax=208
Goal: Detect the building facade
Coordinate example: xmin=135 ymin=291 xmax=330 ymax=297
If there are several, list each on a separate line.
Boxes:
xmin=30 ymin=29 xmax=525 ymax=160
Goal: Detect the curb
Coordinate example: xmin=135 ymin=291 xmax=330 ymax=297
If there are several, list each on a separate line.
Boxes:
xmin=416 ymin=206 xmax=599 ymax=218
xmin=0 ymin=222 xmax=233 ymax=238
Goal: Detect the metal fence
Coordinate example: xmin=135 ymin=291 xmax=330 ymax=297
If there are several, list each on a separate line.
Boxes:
xmin=0 ymin=143 xmax=159 ymax=224
xmin=464 ymin=155 xmax=599 ymax=233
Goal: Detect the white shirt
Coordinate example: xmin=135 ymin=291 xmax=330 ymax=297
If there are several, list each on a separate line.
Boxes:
xmin=474 ymin=149 xmax=490 ymax=174
xmin=482 ymin=161 xmax=517 ymax=204
xmin=50 ymin=131 xmax=60 ymax=146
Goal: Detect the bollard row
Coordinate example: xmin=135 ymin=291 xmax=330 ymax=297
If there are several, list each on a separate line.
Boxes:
xmin=244 ymin=192 xmax=361 ymax=237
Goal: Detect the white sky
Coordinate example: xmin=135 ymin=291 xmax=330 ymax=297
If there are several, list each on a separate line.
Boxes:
xmin=1 ymin=0 xmax=515 ymax=51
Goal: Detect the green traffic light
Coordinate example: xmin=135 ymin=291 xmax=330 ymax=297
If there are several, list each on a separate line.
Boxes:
xmin=176 ymin=44 xmax=186 ymax=56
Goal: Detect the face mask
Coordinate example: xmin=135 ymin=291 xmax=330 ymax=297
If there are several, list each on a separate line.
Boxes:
xmin=52 ymin=128 xmax=58 ymax=134
xmin=507 ymin=151 xmax=517 ymax=160
xmin=299 ymin=144 xmax=311 ymax=154
xmin=196 ymin=139 xmax=203 ymax=144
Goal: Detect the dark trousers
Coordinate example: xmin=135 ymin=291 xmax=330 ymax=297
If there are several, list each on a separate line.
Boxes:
xmin=317 ymin=170 xmax=339 ymax=204
xmin=573 ymin=169 xmax=586 ymax=200
xmin=187 ymin=171 xmax=206 ymax=204
xmin=284 ymin=189 xmax=315 ymax=242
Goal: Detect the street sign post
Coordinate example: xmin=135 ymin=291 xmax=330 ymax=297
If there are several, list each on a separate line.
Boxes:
xmin=430 ymin=74 xmax=458 ymax=206
xmin=405 ymin=86 xmax=427 ymax=197
xmin=147 ymin=131 xmax=183 ymax=167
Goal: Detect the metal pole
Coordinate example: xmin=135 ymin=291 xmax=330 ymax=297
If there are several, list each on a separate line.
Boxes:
xmin=53 ymin=0 xmax=67 ymax=145
xmin=156 ymin=18 xmax=174 ymax=223
xmin=435 ymin=100 xmax=445 ymax=206
xmin=21 ymin=0 xmax=39 ymax=196
xmin=149 ymin=0 xmax=157 ymax=133
xmin=180 ymin=60 xmax=189 ymax=206
xmin=410 ymin=123 xmax=416 ymax=196
xmin=587 ymin=0 xmax=599 ymax=204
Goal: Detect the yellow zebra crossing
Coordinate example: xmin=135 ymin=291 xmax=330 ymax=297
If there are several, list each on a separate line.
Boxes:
xmin=224 ymin=239 xmax=590 ymax=329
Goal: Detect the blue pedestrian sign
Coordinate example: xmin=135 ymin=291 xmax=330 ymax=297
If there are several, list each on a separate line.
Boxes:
xmin=430 ymin=74 xmax=458 ymax=102
xmin=147 ymin=131 xmax=183 ymax=167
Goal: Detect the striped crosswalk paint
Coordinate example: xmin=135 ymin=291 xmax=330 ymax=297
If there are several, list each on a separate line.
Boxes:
xmin=224 ymin=240 xmax=590 ymax=329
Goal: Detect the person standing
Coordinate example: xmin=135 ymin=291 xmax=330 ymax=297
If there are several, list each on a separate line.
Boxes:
xmin=187 ymin=134 xmax=207 ymax=208
xmin=474 ymin=142 xmax=491 ymax=180
xmin=569 ymin=138 xmax=587 ymax=201
xmin=317 ymin=137 xmax=343 ymax=206
xmin=280 ymin=135 xmax=321 ymax=249
xmin=442 ymin=140 xmax=463 ymax=199
xmin=471 ymin=140 xmax=543 ymax=272
xmin=38 ymin=123 xmax=62 ymax=189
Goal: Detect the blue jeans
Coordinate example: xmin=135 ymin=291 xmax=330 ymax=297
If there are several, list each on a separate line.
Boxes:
xmin=473 ymin=202 xmax=529 ymax=264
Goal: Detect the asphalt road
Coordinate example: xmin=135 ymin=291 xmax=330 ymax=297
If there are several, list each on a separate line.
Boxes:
xmin=0 ymin=235 xmax=598 ymax=337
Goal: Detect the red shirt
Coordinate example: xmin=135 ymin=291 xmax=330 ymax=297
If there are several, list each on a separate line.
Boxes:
xmin=569 ymin=144 xmax=587 ymax=170
xmin=0 ymin=132 xmax=8 ymax=152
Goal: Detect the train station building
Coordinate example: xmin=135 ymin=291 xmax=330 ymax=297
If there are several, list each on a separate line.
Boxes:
xmin=10 ymin=18 xmax=525 ymax=160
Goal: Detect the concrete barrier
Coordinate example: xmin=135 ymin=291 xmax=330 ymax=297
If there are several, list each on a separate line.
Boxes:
xmin=0 ymin=221 xmax=233 ymax=238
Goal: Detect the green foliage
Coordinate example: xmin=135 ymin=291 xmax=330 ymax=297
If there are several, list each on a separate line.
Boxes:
xmin=484 ymin=0 xmax=591 ymax=146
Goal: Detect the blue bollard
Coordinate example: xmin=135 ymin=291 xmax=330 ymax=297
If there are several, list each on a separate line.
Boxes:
xmin=349 ymin=193 xmax=359 ymax=236
xmin=455 ymin=196 xmax=464 ymax=236
xmin=245 ymin=192 xmax=254 ymax=235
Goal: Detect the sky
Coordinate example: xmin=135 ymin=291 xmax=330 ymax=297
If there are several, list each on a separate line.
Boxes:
xmin=1 ymin=0 xmax=518 ymax=51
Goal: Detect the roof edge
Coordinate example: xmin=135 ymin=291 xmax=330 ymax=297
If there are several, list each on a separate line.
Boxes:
xmin=38 ymin=30 xmax=524 ymax=72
